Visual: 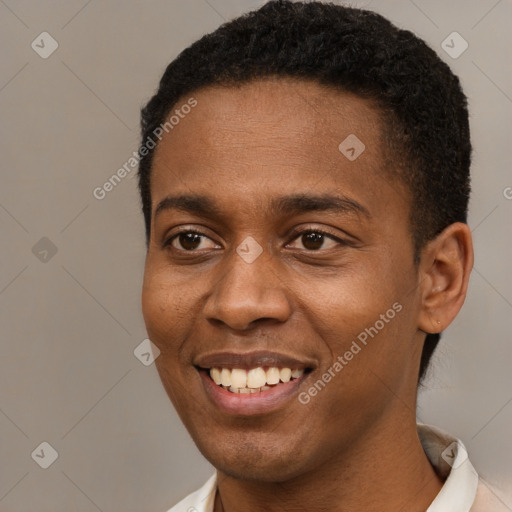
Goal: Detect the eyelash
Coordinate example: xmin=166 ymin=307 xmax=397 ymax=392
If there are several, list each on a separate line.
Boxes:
xmin=163 ymin=228 xmax=210 ymax=250
xmin=287 ymin=227 xmax=348 ymax=250
xmin=163 ymin=227 xmax=348 ymax=252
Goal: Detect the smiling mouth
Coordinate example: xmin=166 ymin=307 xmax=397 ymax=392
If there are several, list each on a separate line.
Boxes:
xmin=199 ymin=366 xmax=313 ymax=394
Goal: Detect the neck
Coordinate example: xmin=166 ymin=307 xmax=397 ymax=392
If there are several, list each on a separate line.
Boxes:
xmin=214 ymin=412 xmax=443 ymax=512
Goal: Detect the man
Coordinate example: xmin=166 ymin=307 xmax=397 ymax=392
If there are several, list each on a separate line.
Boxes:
xmin=137 ymin=1 xmax=508 ymax=510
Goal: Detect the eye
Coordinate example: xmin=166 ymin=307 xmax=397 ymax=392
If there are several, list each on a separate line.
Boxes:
xmin=287 ymin=229 xmax=346 ymax=251
xmin=164 ymin=229 xmax=220 ymax=251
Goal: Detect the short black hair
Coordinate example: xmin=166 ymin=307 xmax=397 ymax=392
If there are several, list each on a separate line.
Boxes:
xmin=137 ymin=0 xmax=471 ymax=384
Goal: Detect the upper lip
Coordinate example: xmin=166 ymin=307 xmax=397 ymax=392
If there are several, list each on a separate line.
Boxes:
xmin=194 ymin=350 xmax=317 ymax=370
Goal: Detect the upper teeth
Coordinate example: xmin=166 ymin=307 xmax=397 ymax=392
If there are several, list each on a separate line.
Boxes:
xmin=210 ymin=367 xmax=304 ymax=389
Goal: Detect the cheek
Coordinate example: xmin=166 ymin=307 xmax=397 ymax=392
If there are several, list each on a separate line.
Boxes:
xmin=298 ymin=261 xmax=400 ymax=341
xmin=299 ymin=259 xmax=415 ymax=400
xmin=141 ymin=263 xmax=191 ymax=353
xmin=141 ymin=265 xmax=204 ymax=413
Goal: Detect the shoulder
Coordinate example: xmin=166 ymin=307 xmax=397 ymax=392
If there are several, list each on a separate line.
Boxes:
xmin=470 ymin=479 xmax=512 ymax=512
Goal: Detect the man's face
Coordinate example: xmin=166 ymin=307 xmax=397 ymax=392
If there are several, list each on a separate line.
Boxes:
xmin=142 ymin=78 xmax=425 ymax=481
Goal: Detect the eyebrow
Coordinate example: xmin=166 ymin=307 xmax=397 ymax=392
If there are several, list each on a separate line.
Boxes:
xmin=154 ymin=192 xmax=370 ymax=221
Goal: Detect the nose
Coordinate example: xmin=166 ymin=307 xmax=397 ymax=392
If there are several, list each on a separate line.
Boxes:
xmin=202 ymin=245 xmax=292 ymax=331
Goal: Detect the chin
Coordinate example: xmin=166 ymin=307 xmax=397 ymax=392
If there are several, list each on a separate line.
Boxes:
xmin=194 ymin=433 xmax=313 ymax=483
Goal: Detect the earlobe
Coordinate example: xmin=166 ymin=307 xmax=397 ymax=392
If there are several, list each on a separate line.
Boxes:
xmin=417 ymin=223 xmax=474 ymax=334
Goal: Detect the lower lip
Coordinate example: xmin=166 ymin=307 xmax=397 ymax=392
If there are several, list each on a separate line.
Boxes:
xmin=198 ymin=369 xmax=307 ymax=416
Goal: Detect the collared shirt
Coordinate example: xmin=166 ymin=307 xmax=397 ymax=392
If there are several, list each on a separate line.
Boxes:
xmin=166 ymin=423 xmax=510 ymax=512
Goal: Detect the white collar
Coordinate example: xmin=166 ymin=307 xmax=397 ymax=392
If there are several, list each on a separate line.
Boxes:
xmin=418 ymin=423 xmax=479 ymax=511
xmin=167 ymin=423 xmax=480 ymax=512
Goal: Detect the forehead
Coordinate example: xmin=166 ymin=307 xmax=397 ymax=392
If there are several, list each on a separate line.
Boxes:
xmin=150 ymin=77 xmax=405 ymax=219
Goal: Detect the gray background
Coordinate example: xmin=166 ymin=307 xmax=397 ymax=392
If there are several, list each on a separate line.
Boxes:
xmin=1 ymin=0 xmax=511 ymax=510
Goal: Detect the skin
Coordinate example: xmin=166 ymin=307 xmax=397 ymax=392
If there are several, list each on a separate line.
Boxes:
xmin=141 ymin=77 xmax=473 ymax=511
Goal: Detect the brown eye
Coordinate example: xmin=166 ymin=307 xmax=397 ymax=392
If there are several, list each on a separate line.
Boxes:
xmin=288 ymin=230 xmax=343 ymax=251
xmin=301 ymin=232 xmax=325 ymax=250
xmin=176 ymin=233 xmax=203 ymax=251
xmin=164 ymin=229 xmax=220 ymax=252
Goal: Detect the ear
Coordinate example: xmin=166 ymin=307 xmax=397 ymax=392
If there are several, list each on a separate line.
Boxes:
xmin=417 ymin=222 xmax=474 ymax=334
